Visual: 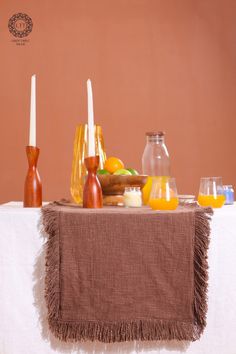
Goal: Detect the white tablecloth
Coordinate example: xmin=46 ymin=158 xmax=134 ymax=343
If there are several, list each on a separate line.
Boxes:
xmin=0 ymin=202 xmax=236 ymax=354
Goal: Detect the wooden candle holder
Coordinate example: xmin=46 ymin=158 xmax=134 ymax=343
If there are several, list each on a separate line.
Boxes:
xmin=83 ymin=156 xmax=103 ymax=208
xmin=24 ymin=146 xmax=42 ymax=208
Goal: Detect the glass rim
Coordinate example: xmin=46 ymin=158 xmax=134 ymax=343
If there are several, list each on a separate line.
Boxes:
xmin=200 ymin=176 xmax=222 ymax=180
xmin=151 ymin=177 xmax=177 ymax=189
xmin=77 ymin=123 xmax=102 ymax=128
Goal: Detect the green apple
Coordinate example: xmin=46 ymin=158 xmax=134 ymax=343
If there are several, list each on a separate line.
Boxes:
xmin=113 ymin=169 xmax=132 ymax=175
xmin=97 ymin=169 xmax=110 ymax=175
xmin=126 ymin=168 xmax=139 ymax=175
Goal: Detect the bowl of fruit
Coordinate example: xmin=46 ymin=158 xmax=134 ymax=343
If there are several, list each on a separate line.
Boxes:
xmin=97 ymin=157 xmax=147 ymax=204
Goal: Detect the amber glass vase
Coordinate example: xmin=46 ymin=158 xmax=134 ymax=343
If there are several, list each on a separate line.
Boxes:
xmin=71 ymin=124 xmax=106 ymax=204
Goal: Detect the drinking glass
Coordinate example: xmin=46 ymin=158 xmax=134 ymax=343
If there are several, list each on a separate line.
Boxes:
xmin=70 ymin=124 xmax=106 ymax=204
xmin=149 ymin=177 xmax=179 ymax=210
xmin=198 ymin=177 xmax=225 ymax=208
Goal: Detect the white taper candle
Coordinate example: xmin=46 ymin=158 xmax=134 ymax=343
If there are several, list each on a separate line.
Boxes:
xmin=29 ymin=74 xmax=36 ymax=147
xmin=87 ymin=79 xmax=95 ymax=156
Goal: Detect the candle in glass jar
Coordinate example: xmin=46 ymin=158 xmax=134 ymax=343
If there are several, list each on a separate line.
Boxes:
xmin=87 ymin=79 xmax=95 ymax=157
xmin=124 ymin=187 xmax=142 ymax=207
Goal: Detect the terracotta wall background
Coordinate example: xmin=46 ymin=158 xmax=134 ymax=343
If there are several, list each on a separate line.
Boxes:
xmin=0 ymin=0 xmax=236 ymax=203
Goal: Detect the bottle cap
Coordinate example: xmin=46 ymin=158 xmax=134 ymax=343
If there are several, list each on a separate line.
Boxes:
xmin=146 ymin=131 xmax=165 ymax=137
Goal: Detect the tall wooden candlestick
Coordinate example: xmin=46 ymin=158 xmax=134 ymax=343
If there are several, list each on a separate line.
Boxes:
xmin=83 ymin=156 xmax=103 ymax=208
xmin=24 ymin=146 xmax=42 ymax=207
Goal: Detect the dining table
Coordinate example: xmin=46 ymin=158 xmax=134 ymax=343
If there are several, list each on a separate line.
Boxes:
xmin=0 ymin=201 xmax=236 ymax=354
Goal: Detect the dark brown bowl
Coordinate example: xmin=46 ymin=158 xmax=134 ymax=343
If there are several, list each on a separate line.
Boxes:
xmin=97 ymin=174 xmax=148 ymax=195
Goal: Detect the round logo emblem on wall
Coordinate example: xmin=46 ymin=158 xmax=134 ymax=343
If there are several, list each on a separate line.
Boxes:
xmin=8 ymin=13 xmax=33 ymax=38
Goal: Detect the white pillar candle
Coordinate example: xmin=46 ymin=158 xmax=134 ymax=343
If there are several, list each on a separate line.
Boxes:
xmin=87 ymin=79 xmax=95 ymax=157
xmin=29 ymin=74 xmax=36 ymax=147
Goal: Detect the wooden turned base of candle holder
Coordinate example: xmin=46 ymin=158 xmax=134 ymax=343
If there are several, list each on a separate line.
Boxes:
xmin=83 ymin=156 xmax=103 ymax=208
xmin=24 ymin=146 xmax=42 ymax=208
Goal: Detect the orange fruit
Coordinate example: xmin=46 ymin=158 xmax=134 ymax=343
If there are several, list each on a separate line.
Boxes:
xmin=104 ymin=157 xmax=124 ymax=174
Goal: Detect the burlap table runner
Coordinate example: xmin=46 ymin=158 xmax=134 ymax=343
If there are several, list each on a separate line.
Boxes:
xmin=41 ymin=203 xmax=212 ymax=343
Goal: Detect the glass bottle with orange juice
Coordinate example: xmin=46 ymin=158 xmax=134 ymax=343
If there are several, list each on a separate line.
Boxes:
xmin=142 ymin=131 xmax=170 ymax=205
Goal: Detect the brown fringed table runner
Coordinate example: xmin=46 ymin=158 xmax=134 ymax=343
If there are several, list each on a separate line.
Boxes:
xmin=41 ymin=203 xmax=212 ymax=343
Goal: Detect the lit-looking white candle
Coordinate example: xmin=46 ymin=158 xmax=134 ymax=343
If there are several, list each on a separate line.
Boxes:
xmin=87 ymin=79 xmax=95 ymax=156
xmin=29 ymin=74 xmax=36 ymax=147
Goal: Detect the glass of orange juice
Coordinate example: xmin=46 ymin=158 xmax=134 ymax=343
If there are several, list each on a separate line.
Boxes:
xmin=198 ymin=177 xmax=225 ymax=208
xmin=149 ymin=177 xmax=179 ymax=211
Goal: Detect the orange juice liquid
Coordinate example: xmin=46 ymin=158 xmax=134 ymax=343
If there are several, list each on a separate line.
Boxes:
xmin=149 ymin=197 xmax=179 ymax=210
xmin=198 ymin=195 xmax=225 ymax=208
xmin=142 ymin=176 xmax=170 ymax=205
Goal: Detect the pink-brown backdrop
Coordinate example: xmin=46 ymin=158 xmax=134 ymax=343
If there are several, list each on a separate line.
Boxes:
xmin=1 ymin=0 xmax=236 ymax=203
